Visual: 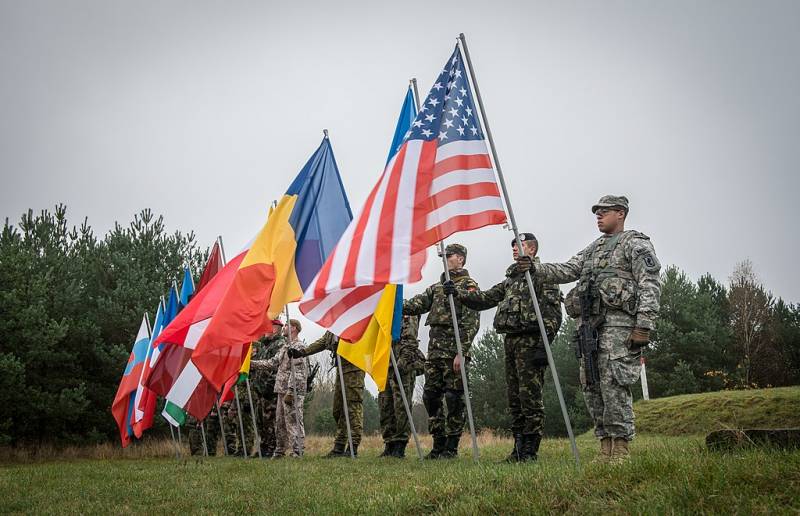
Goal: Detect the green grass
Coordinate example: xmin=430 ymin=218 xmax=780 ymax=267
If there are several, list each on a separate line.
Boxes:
xmin=635 ymin=385 xmax=800 ymax=436
xmin=3 ymin=387 xmax=800 ymax=514
xmin=1 ymin=433 xmax=799 ymax=514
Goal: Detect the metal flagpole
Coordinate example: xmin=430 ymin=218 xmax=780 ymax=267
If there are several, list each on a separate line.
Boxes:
xmin=177 ymin=425 xmax=182 ymax=446
xmin=640 ymin=356 xmax=650 ymax=400
xmin=411 ymin=76 xmax=480 ymax=462
xmin=215 ymin=398 xmax=229 ymax=456
xmin=284 ymin=305 xmax=304 ymax=457
xmin=458 ymin=32 xmax=580 ymax=466
xmin=200 ymin=421 xmax=209 ymax=457
xmin=390 ymin=347 xmax=423 ymax=460
xmin=334 ymin=339 xmax=355 ymax=459
xmin=169 ymin=423 xmax=180 ymax=460
xmin=245 ymin=378 xmax=263 ymax=458
xmin=233 ymin=385 xmax=248 ymax=458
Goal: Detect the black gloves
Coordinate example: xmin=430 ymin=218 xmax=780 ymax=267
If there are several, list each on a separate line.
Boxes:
xmin=516 ymin=255 xmax=533 ymax=273
xmin=442 ymin=280 xmax=456 ymax=297
xmin=287 ymin=348 xmax=305 ymax=359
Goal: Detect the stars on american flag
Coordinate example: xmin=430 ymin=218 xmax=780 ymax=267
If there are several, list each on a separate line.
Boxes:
xmin=405 ymin=47 xmax=484 ymax=145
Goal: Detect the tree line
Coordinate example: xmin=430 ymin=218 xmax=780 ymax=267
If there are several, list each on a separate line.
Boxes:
xmin=1 ymin=206 xmax=798 ymax=444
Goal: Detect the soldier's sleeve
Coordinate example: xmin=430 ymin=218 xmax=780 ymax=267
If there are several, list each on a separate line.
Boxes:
xmin=536 ymin=243 xmax=593 ymax=284
xmin=458 ymin=281 xmax=505 ymax=311
xmin=303 ymin=331 xmax=334 ymax=356
xmin=629 ymin=237 xmax=662 ymax=330
xmin=262 ymin=348 xmax=283 ymax=371
xmin=402 ymin=287 xmax=433 ymax=316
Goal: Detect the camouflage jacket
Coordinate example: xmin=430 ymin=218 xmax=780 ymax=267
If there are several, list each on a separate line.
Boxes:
xmin=459 ymin=258 xmax=563 ymax=338
xmin=251 ymin=338 xmax=308 ymax=395
xmin=393 ymin=315 xmax=425 ymax=375
xmin=536 ymin=230 xmax=662 ymax=330
xmin=402 ymin=268 xmax=480 ymax=357
xmin=303 ymin=331 xmax=361 ymax=375
xmin=249 ymin=334 xmax=284 ymax=397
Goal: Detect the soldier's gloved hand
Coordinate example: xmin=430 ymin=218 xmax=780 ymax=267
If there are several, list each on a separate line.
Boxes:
xmin=628 ymin=328 xmax=650 ymax=349
xmin=516 ymin=255 xmax=534 ymax=273
xmin=287 ymin=348 xmax=304 ymax=359
xmin=442 ymin=280 xmax=456 ymax=297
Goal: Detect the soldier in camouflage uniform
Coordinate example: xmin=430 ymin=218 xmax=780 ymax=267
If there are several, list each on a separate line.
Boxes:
xmin=187 ymin=411 xmax=222 ymax=456
xmin=379 ymin=315 xmax=424 ymax=458
xmin=249 ymin=321 xmax=285 ymax=458
xmin=449 ymin=233 xmax=562 ymax=462
xmin=524 ymin=195 xmax=661 ymax=463
xmin=291 ymin=330 xmax=366 ymax=457
xmin=225 ymin=378 xmax=255 ymax=457
xmin=403 ymin=243 xmax=480 ymax=459
xmin=252 ymin=319 xmax=308 ymax=458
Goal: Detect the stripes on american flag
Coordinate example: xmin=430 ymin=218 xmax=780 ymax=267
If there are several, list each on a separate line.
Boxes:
xmin=299 ymin=45 xmax=507 ymax=341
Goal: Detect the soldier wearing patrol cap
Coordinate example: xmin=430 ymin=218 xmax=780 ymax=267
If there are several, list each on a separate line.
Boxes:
xmin=517 ymin=195 xmax=662 ymax=463
xmin=446 ymin=232 xmax=562 ymax=462
xmin=403 ymin=243 xmax=480 ymax=459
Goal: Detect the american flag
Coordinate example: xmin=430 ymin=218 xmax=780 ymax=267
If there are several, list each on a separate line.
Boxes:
xmin=299 ymin=45 xmax=507 ymax=341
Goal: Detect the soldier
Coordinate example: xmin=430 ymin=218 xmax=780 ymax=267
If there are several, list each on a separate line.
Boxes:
xmin=253 ymin=319 xmax=308 ymax=458
xmin=403 ymin=243 xmax=480 ymax=459
xmin=379 ymin=315 xmax=424 ymax=458
xmin=290 ymin=330 xmax=365 ymax=457
xmin=521 ymin=195 xmax=662 ymax=463
xmin=187 ymin=411 xmax=221 ymax=456
xmin=446 ymin=233 xmax=562 ymax=462
xmin=249 ymin=320 xmax=285 ymax=458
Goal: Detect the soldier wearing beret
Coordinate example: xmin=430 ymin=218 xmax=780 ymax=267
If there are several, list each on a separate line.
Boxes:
xmin=518 ymin=195 xmax=662 ymax=463
xmin=403 ymin=243 xmax=480 ymax=459
xmin=446 ymin=233 xmax=562 ymax=462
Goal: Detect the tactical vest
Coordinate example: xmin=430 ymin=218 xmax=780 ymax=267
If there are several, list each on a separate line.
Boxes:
xmin=567 ymin=231 xmax=640 ymax=325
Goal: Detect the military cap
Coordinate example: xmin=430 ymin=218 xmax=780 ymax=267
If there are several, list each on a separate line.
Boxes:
xmin=271 ymin=318 xmax=284 ymax=326
xmin=511 ymin=233 xmax=537 ymax=247
xmin=444 ymin=243 xmax=467 ymax=259
xmin=591 ymin=195 xmax=629 ymax=214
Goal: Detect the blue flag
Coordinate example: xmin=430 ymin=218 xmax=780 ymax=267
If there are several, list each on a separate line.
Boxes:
xmin=179 ymin=267 xmax=194 ymax=308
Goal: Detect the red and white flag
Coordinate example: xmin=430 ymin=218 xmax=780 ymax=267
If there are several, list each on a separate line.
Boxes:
xmin=299 ymin=46 xmax=507 ymax=341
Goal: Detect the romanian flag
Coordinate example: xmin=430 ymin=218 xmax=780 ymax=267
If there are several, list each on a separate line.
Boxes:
xmin=111 ymin=315 xmax=150 ymax=447
xmin=193 ymin=136 xmax=352 ymax=390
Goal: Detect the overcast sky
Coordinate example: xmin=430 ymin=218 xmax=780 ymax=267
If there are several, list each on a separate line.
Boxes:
xmin=2 ymin=1 xmax=799 ymax=381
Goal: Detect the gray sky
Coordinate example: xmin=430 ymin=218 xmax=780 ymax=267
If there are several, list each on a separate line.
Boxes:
xmin=2 ymin=1 xmax=799 ymax=379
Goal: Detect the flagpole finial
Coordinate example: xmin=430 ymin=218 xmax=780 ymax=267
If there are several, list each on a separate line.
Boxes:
xmin=323 ymin=129 xmax=329 ymax=139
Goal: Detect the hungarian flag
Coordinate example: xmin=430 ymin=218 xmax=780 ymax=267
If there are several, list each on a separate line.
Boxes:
xmin=111 ymin=315 xmax=150 ymax=447
xmin=192 ymin=136 xmax=353 ymax=391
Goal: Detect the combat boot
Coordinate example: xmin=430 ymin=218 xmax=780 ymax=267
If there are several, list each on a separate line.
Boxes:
xmin=503 ymin=434 xmax=523 ymax=463
xmin=324 ymin=442 xmax=347 ymax=458
xmin=610 ymin=438 xmax=630 ymax=464
xmin=592 ymin=437 xmax=613 ymax=464
xmin=441 ymin=435 xmax=460 ymax=459
xmin=378 ymin=442 xmax=392 ymax=458
xmin=520 ymin=434 xmax=541 ymax=462
xmin=391 ymin=441 xmax=407 ymax=458
xmin=344 ymin=443 xmax=358 ymax=457
xmin=425 ymin=435 xmax=446 ymax=459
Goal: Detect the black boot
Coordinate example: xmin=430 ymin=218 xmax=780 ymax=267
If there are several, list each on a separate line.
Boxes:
xmin=391 ymin=441 xmax=407 ymax=458
xmin=343 ymin=443 xmax=358 ymax=457
xmin=504 ymin=434 xmax=523 ymax=463
xmin=441 ymin=435 xmax=460 ymax=459
xmin=425 ymin=435 xmax=446 ymax=459
xmin=325 ymin=442 xmax=347 ymax=458
xmin=520 ymin=434 xmax=541 ymax=462
xmin=379 ymin=442 xmax=392 ymax=457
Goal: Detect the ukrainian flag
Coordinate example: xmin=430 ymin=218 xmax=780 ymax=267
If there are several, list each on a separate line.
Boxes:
xmin=193 ymin=136 xmax=353 ymax=390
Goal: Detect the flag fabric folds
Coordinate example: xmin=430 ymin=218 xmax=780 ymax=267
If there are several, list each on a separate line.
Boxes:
xmin=131 ymin=302 xmax=164 ymax=438
xmin=299 ymin=47 xmax=507 ymax=342
xmin=161 ymin=267 xmax=196 ymax=426
xmin=192 ymin=136 xmax=353 ymax=391
xmin=111 ymin=315 xmax=150 ymax=447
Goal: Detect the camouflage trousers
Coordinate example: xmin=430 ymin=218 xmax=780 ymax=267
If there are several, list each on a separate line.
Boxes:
xmin=379 ymin=366 xmax=416 ymax=444
xmin=580 ymin=326 xmax=641 ymax=441
xmin=188 ymin=413 xmax=221 ymax=456
xmin=423 ymin=355 xmax=468 ymax=438
xmin=225 ymin=398 xmax=255 ymax=457
xmin=333 ymin=369 xmax=365 ymax=447
xmin=274 ymin=392 xmax=305 ymax=457
xmin=504 ymin=333 xmax=547 ymax=436
xmin=257 ymin=394 xmax=278 ymax=457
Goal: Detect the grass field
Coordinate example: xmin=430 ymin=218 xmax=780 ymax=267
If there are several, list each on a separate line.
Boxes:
xmin=2 ymin=387 xmax=799 ymax=514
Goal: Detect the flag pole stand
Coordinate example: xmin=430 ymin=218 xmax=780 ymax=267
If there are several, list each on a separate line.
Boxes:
xmin=390 ymin=347 xmax=423 ymax=460
xmin=411 ymin=75 xmax=479 ymax=461
xmin=284 ymin=305 xmax=304 ymax=457
xmin=234 ymin=385 xmax=248 ymax=458
xmin=200 ymin=421 xmax=209 ymax=457
xmin=335 ymin=350 xmax=356 ymax=459
xmin=245 ymin=378 xmax=263 ymax=458
xmin=215 ymin=398 xmax=229 ymax=456
xmin=458 ymin=32 xmax=580 ymax=467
